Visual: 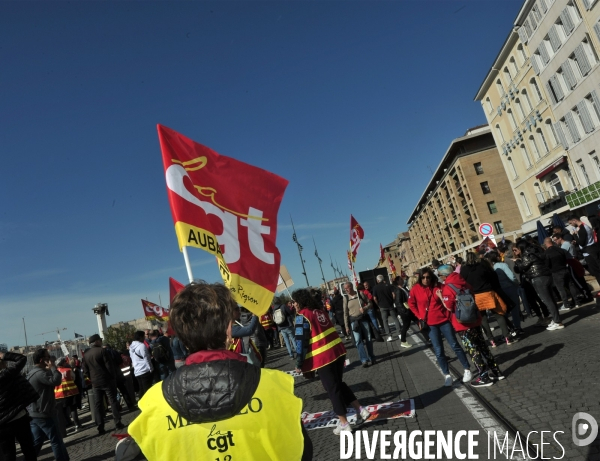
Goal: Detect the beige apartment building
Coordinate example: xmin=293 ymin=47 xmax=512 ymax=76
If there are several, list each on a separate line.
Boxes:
xmin=378 ymin=232 xmax=419 ymax=278
xmin=515 ymin=0 xmax=600 ymax=216
xmin=407 ymin=126 xmax=523 ymax=269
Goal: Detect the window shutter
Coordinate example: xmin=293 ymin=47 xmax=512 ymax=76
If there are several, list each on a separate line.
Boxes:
xmin=562 ymin=60 xmax=577 ymax=90
xmin=548 ymin=26 xmax=562 ymax=52
xmin=524 ymin=19 xmax=533 ymax=36
xmin=545 ymin=80 xmax=558 ymax=104
xmin=574 ymin=43 xmax=591 ymax=76
xmin=565 ymin=112 xmax=581 ymax=142
xmin=591 ymin=90 xmax=600 ymax=117
xmin=554 ymin=122 xmax=569 ymax=149
xmin=539 ymin=0 xmax=548 ymax=13
xmin=577 ymin=101 xmax=595 ymax=133
xmin=530 ymin=13 xmax=538 ymax=29
xmin=531 ymin=55 xmax=541 ymax=75
xmin=582 ymin=0 xmax=591 ymax=9
xmin=595 ymin=22 xmax=600 ymax=44
xmin=561 ymin=9 xmax=575 ymax=34
xmin=551 ymin=75 xmax=564 ymax=100
xmin=539 ymin=43 xmax=550 ymax=64
xmin=518 ymin=26 xmax=529 ymax=43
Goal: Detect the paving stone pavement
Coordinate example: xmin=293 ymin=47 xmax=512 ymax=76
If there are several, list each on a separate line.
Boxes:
xmin=24 ymin=304 xmax=598 ymax=460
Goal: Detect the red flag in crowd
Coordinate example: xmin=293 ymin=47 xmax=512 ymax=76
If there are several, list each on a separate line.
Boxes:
xmin=347 ymin=250 xmax=354 ymax=269
xmin=388 ymin=255 xmax=397 ymax=278
xmin=379 ymin=243 xmax=385 ymax=264
xmin=169 ymin=277 xmax=185 ymax=303
xmin=350 ymin=215 xmax=364 ymax=261
xmin=142 ymin=300 xmax=170 ymax=321
xmin=158 ymin=125 xmax=289 ymax=316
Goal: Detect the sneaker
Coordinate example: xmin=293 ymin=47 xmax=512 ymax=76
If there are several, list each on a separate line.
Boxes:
xmin=400 ymin=341 xmax=412 ymax=348
xmin=559 ymin=306 xmax=570 ymax=312
xmin=491 ymin=371 xmax=506 ymax=380
xmin=387 ymin=336 xmax=393 ymax=342
xmin=362 ymin=362 xmax=370 ymax=368
xmin=354 ymin=407 xmax=371 ymax=425
xmin=575 ymin=304 xmax=581 ymax=308
xmin=505 ymin=337 xmax=517 ymax=346
xmin=444 ymin=375 xmax=453 ymax=387
xmin=471 ymin=376 xmax=494 ymax=387
xmin=333 ymin=421 xmax=352 ymax=435
xmin=463 ymin=369 xmax=472 ymax=383
xmin=489 ymin=340 xmax=497 ymax=348
xmin=547 ymin=322 xmax=565 ymax=331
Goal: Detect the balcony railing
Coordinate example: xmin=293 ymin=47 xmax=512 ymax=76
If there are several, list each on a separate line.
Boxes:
xmin=538 ymin=191 xmax=567 ymax=215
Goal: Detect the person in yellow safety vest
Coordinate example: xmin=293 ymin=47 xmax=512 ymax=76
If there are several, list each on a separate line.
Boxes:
xmin=128 ymin=281 xmax=313 ymax=461
xmin=54 ymin=357 xmax=82 ymax=431
xmin=292 ymin=288 xmax=372 ymax=436
xmin=260 ymin=309 xmax=278 ymax=350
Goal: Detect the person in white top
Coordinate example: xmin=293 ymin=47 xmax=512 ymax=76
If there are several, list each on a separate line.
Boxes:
xmin=129 ymin=331 xmax=154 ymax=398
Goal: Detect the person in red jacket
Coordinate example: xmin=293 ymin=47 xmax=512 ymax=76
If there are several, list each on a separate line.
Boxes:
xmin=408 ymin=267 xmax=471 ymax=387
xmin=437 ymin=265 xmax=504 ymax=387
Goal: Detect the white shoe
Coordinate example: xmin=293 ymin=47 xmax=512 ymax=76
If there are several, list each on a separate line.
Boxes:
xmin=354 ymin=407 xmax=371 ymax=425
xmin=444 ymin=375 xmax=453 ymax=387
xmin=559 ymin=306 xmax=570 ymax=312
xmin=387 ymin=336 xmax=393 ymax=342
xmin=463 ymin=369 xmax=472 ymax=383
xmin=547 ymin=322 xmax=565 ymax=330
xmin=400 ymin=341 xmax=412 ymax=348
xmin=333 ymin=421 xmax=352 ymax=435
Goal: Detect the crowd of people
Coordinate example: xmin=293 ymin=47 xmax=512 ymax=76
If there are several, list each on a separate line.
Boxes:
xmin=0 ymin=216 xmax=596 ymax=460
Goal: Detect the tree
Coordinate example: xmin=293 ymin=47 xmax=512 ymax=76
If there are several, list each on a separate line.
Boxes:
xmin=103 ymin=324 xmax=136 ymax=352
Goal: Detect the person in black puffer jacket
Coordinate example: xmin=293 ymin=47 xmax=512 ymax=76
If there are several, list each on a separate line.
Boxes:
xmin=0 ymin=351 xmax=39 ymax=460
xmin=514 ymin=242 xmax=563 ymax=330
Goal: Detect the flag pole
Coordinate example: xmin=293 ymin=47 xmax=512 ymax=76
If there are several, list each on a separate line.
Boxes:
xmin=291 ymin=215 xmax=310 ymax=287
xmin=182 ymin=246 xmax=194 ymax=283
xmin=312 ymin=237 xmax=327 ymax=290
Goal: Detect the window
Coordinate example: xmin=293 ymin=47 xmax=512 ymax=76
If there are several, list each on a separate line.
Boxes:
xmin=510 ymin=57 xmax=518 ymax=76
xmin=537 ymin=128 xmax=549 ymax=153
xmin=587 ymin=91 xmax=600 ymax=122
xmin=520 ymin=192 xmax=532 ymax=216
xmin=566 ymin=167 xmax=577 ymax=188
xmin=549 ymin=173 xmax=564 ymax=196
xmin=504 ymin=66 xmax=512 ymax=82
xmin=507 ymin=157 xmax=518 ymax=179
xmin=521 ymin=144 xmax=532 ymax=168
xmin=487 ymin=201 xmax=498 ymax=214
xmin=521 ymin=90 xmax=532 ymax=113
xmin=515 ymin=98 xmax=525 ymax=120
xmin=546 ymin=119 xmax=558 ymax=147
xmin=494 ymin=221 xmax=505 ymax=234
xmin=485 ymin=97 xmax=493 ymax=113
xmin=517 ymin=44 xmax=528 ymax=64
xmin=507 ymin=109 xmax=517 ymax=130
xmin=574 ymin=37 xmax=598 ymax=76
xmin=591 ymin=154 xmax=600 ymax=178
xmin=474 ymin=162 xmax=484 ymax=175
xmin=495 ymin=124 xmax=505 ymax=142
xmin=534 ymin=182 xmax=545 ymax=203
xmin=578 ymin=160 xmax=591 ymax=186
xmin=549 ymin=24 xmax=562 ymax=52
xmin=530 ymin=78 xmax=543 ymax=102
xmin=480 ymin=181 xmax=491 ymax=194
xmin=529 ymin=135 xmax=541 ymax=160
xmin=496 ymin=79 xmax=505 ymax=95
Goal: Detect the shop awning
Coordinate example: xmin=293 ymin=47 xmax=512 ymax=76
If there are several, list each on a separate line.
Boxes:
xmin=535 ymin=156 xmax=567 ymax=179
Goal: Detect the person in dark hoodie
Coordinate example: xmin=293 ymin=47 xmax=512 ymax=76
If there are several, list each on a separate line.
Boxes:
xmin=272 ymin=296 xmax=297 ymax=359
xmin=27 ymin=349 xmax=69 ymax=460
xmin=0 ymin=351 xmax=39 ymax=460
xmin=128 ymin=281 xmax=312 ymax=461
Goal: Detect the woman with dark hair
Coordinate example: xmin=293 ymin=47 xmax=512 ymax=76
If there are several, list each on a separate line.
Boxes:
xmin=514 ymin=242 xmax=564 ymax=330
xmin=293 ymin=288 xmax=371 ymax=435
xmin=408 ymin=268 xmax=471 ymax=387
xmin=460 ymin=252 xmax=516 ymax=347
xmin=392 ymin=276 xmax=415 ymax=348
xmin=486 ymin=252 xmax=523 ymax=335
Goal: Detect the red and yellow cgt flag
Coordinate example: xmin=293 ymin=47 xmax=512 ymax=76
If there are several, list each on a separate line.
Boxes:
xmin=388 ymin=255 xmax=397 ymax=279
xmin=350 ymin=215 xmax=364 ymax=261
xmin=142 ymin=300 xmax=170 ymax=321
xmin=158 ymin=125 xmax=289 ymax=316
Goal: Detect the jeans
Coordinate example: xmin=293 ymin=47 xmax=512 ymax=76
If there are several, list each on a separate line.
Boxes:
xmin=351 ymin=319 xmax=375 ymax=363
xmin=366 ymin=309 xmax=380 ymax=333
xmin=280 ymin=327 xmax=296 ymax=357
xmin=502 ymin=285 xmax=521 ymax=329
xmin=518 ymin=286 xmax=532 ymax=316
xmin=531 ymin=276 xmax=561 ymax=323
xmin=551 ymin=269 xmax=573 ymax=309
xmin=380 ymin=308 xmax=402 ymax=337
xmin=428 ymin=321 xmax=470 ymax=375
xmin=0 ymin=414 xmax=37 ymax=461
xmin=30 ymin=416 xmax=69 ymax=461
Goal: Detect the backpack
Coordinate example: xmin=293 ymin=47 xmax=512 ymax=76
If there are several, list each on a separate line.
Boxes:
xmin=447 ymin=284 xmax=478 ymax=324
xmin=151 ymin=343 xmax=168 ymax=363
xmin=273 ymin=307 xmax=286 ymax=326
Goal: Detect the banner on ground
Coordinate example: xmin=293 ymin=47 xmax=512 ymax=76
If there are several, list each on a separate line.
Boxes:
xmin=158 ymin=125 xmax=289 ymax=316
xmin=142 ymin=299 xmax=170 ymax=321
xmin=349 ymin=215 xmax=364 ymax=261
xmin=302 ymin=399 xmax=414 ymax=430
xmin=276 ymin=265 xmax=294 ymax=293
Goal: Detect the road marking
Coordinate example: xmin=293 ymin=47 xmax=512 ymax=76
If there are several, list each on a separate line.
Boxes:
xmin=408 ymin=328 xmax=528 ymax=460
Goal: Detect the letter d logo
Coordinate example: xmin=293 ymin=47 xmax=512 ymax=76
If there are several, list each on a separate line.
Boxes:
xmin=572 ymin=412 xmax=598 ymax=447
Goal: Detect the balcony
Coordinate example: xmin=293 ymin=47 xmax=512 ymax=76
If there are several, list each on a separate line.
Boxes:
xmin=537 ymin=191 xmax=567 ymax=215
xmin=566 ymin=181 xmax=600 ymax=209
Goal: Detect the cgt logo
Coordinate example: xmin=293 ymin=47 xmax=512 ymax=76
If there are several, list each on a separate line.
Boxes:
xmin=572 ymin=412 xmax=598 ymax=447
xmin=207 ymin=425 xmax=236 ymax=453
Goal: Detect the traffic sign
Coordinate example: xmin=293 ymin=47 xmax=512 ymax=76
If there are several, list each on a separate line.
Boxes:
xmin=479 ymin=223 xmax=493 ymax=236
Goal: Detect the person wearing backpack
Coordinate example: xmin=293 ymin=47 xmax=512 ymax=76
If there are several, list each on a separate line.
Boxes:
xmin=408 ymin=268 xmax=471 ymax=387
xmin=437 ymin=265 xmax=504 ymax=387
xmin=273 ymin=297 xmax=297 ymax=360
xmin=148 ymin=330 xmax=176 ymax=381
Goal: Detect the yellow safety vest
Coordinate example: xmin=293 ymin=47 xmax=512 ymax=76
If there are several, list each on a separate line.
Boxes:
xmin=129 ymin=368 xmax=304 ymax=461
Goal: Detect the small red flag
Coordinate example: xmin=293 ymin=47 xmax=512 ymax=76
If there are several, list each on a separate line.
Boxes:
xmin=169 ymin=277 xmax=185 ymax=304
xmin=350 ymin=215 xmax=364 ymax=260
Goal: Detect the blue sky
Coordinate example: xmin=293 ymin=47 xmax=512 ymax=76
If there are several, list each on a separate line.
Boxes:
xmin=0 ymin=0 xmax=522 ymax=348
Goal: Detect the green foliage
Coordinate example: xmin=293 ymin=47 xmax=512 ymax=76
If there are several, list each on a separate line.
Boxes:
xmin=103 ymin=324 xmax=136 ymax=352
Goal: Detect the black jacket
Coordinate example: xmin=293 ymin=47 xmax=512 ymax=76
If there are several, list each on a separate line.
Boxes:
xmin=273 ymin=303 xmax=295 ymax=328
xmin=0 ymin=353 xmax=39 ymax=426
xmin=83 ymin=344 xmax=117 ymax=388
xmin=330 ymin=293 xmax=344 ymax=315
xmin=545 ymin=246 xmax=569 ymax=273
xmin=514 ymin=246 xmax=551 ymax=278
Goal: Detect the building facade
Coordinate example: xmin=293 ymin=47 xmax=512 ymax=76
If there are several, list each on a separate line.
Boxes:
xmin=407 ymin=126 xmax=523 ymax=268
